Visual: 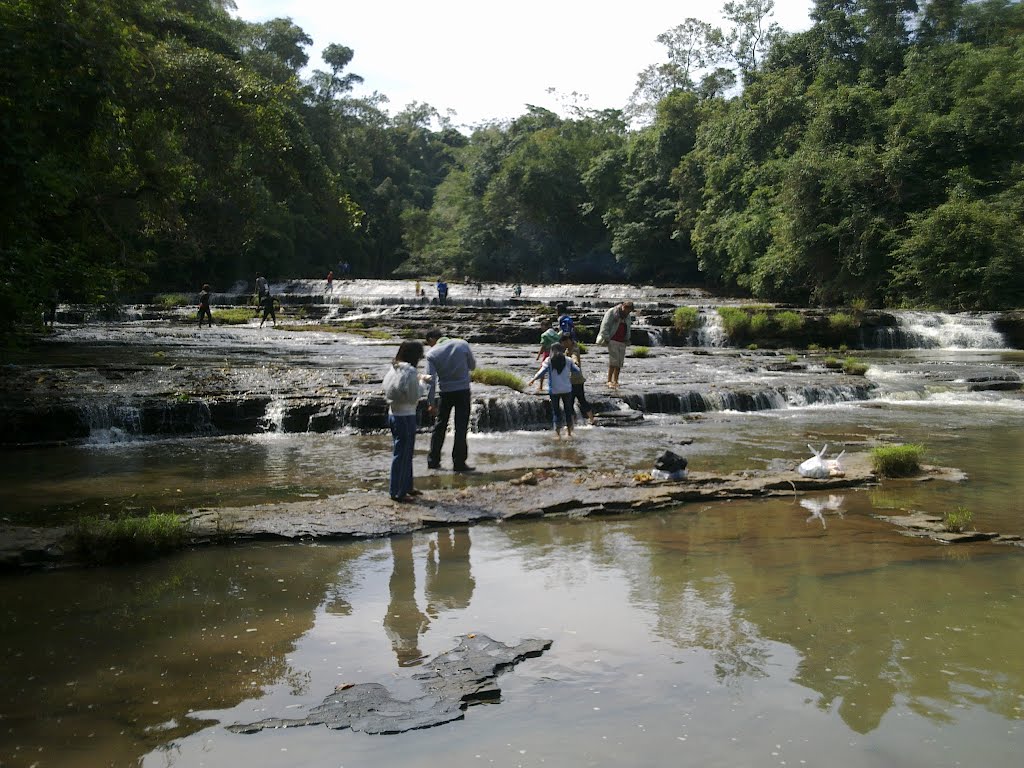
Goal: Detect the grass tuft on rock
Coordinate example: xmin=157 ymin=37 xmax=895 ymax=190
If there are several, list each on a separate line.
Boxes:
xmin=842 ymin=356 xmax=869 ymax=375
xmin=71 ymin=511 xmax=188 ymax=564
xmin=632 ymin=346 xmax=650 ymax=358
xmin=471 ymin=368 xmax=524 ymax=391
xmin=673 ymin=306 xmax=699 ymax=334
xmin=943 ymin=505 xmax=973 ymax=533
xmin=870 ymin=444 xmax=925 ymax=477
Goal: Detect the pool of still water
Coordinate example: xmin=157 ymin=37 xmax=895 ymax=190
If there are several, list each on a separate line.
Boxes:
xmin=2 ymin=339 xmax=1024 ymax=766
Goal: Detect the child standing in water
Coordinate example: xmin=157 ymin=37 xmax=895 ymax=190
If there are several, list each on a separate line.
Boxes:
xmin=528 ymin=343 xmax=582 ymax=440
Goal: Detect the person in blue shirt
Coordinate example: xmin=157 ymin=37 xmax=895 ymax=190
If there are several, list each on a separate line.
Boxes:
xmin=556 ymin=302 xmax=577 ymax=341
xmin=436 ymin=279 xmax=449 ymax=306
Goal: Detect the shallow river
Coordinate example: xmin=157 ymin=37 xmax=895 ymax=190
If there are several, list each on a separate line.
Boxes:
xmin=2 ymin=313 xmax=1024 ymax=766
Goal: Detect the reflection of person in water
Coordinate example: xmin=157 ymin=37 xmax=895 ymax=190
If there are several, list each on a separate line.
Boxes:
xmin=425 ymin=527 xmax=475 ymax=618
xmin=383 ymin=536 xmax=430 ymax=667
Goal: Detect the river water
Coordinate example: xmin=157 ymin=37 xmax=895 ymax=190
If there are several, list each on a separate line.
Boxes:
xmin=2 ymin=289 xmax=1023 ymax=766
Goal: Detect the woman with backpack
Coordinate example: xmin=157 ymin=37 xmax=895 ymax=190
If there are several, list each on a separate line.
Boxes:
xmin=528 ymin=342 xmax=582 ymax=440
xmin=383 ymin=341 xmax=426 ymax=502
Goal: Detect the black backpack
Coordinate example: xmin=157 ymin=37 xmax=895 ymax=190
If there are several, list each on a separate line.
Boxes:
xmin=654 ymin=451 xmax=688 ymax=473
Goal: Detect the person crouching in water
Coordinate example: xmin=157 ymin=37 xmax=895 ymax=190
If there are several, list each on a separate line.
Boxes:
xmin=561 ymin=333 xmax=595 ymax=425
xmin=383 ymin=341 xmax=426 ymax=502
xmin=528 ymin=343 xmax=582 ymax=440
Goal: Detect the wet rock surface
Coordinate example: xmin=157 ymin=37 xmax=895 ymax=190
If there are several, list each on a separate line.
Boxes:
xmin=227 ymin=634 xmax=552 ymax=735
xmin=874 ymin=511 xmax=1024 ymax=546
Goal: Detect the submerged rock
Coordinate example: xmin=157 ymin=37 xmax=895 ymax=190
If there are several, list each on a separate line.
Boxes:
xmin=227 ymin=634 xmax=552 ymax=735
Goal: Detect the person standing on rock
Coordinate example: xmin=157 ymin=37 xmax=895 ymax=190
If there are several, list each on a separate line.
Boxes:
xmin=424 ymin=328 xmax=476 ymax=472
xmin=326 ymin=270 xmax=334 ymax=293
xmin=254 ymin=272 xmax=269 ymax=315
xmin=561 ymin=333 xmax=595 ymax=425
xmin=596 ymin=301 xmax=634 ymax=388
xmin=197 ymin=284 xmax=213 ymax=328
xmin=383 ymin=341 xmax=427 ymax=503
xmin=436 ymin=278 xmax=449 ymax=306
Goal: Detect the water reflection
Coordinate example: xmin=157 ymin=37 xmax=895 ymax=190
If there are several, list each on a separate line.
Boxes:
xmin=384 ymin=528 xmax=475 ymax=667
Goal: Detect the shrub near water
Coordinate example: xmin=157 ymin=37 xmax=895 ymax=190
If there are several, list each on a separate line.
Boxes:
xmin=71 ymin=511 xmax=188 ymax=564
xmin=632 ymin=346 xmax=650 ymax=358
xmin=673 ymin=306 xmax=699 ymax=334
xmin=718 ymin=307 xmax=750 ymax=339
xmin=870 ymin=444 xmax=925 ymax=477
xmin=471 ymin=368 xmax=524 ymax=391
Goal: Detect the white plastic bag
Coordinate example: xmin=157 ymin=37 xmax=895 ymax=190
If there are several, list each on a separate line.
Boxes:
xmin=798 ymin=444 xmax=845 ymax=478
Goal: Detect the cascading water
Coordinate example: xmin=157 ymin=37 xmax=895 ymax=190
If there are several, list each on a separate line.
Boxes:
xmin=695 ymin=309 xmax=728 ymax=348
xmin=79 ymin=401 xmax=143 ymax=443
xmin=260 ymin=400 xmax=287 ymax=433
xmin=873 ymin=311 xmax=1006 ymax=349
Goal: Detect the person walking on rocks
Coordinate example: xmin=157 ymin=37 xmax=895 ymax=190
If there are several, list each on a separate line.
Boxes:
xmin=197 ymin=284 xmax=213 ymax=328
xmin=383 ymin=341 xmax=426 ymax=503
xmin=326 ymin=270 xmax=334 ymax=293
xmin=259 ymin=292 xmax=276 ymax=327
xmin=254 ymin=272 xmax=269 ymax=315
xmin=424 ymin=328 xmax=476 ymax=472
xmin=596 ymin=301 xmax=634 ymax=388
xmin=436 ymin=278 xmax=449 ymax=306
xmin=528 ymin=342 xmax=582 ymax=440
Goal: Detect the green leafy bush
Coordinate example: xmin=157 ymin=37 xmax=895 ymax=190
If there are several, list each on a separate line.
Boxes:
xmin=824 ymin=356 xmax=842 ymax=369
xmin=776 ymin=311 xmax=804 ymax=333
xmin=155 ymin=293 xmax=191 ymax=308
xmin=673 ymin=306 xmax=699 ymax=334
xmin=718 ymin=307 xmax=750 ymax=338
xmin=943 ymin=506 xmax=974 ymax=533
xmin=750 ymin=312 xmax=773 ymax=336
xmin=471 ymin=368 xmax=524 ymax=391
xmin=632 ymin=346 xmax=650 ymax=358
xmin=785 ymin=354 xmax=799 ymax=363
xmin=829 ymin=312 xmax=857 ymax=333
xmin=870 ymin=444 xmax=925 ymax=477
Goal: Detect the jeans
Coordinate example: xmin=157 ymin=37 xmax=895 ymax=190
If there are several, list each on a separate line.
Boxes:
xmin=389 ymin=414 xmax=417 ymax=498
xmin=571 ymin=382 xmax=590 ymax=418
xmin=550 ymin=392 xmax=574 ymax=429
xmin=428 ymin=388 xmax=471 ymax=467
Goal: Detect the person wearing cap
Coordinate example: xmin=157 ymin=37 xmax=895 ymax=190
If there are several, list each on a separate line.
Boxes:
xmin=595 ymin=301 xmax=634 ymax=388
xmin=424 ymin=328 xmax=476 ymax=471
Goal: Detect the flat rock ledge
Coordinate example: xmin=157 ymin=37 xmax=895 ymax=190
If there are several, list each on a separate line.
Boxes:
xmin=874 ymin=511 xmax=1024 ymax=546
xmin=227 ymin=634 xmax=552 ymax=735
xmin=3 ymin=454 xmax=1013 ymax=569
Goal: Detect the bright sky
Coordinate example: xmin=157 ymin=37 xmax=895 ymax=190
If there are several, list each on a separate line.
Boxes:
xmin=232 ymin=0 xmax=813 ymax=127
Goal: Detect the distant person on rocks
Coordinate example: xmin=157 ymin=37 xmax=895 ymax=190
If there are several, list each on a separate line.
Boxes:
xmin=382 ymin=340 xmax=427 ymax=503
xmin=528 ymin=342 xmax=582 ymax=440
xmin=513 ymin=283 xmax=522 ymax=298
xmin=534 ymin=320 xmax=562 ymax=392
xmin=415 ymin=279 xmax=421 ymax=295
xmin=556 ymin=302 xmax=577 ymax=341
xmin=259 ymin=292 xmax=276 ymax=327
xmin=596 ymin=301 xmax=634 ymax=388
xmin=562 ymin=333 xmax=595 ymax=425
xmin=197 ymin=284 xmax=213 ymax=328
xmin=254 ymin=272 xmax=269 ymax=314
xmin=424 ymin=328 xmax=476 ymax=472
xmin=436 ymin=279 xmax=449 ymax=306
xmin=326 ymin=270 xmax=334 ymax=293
xmin=43 ymin=291 xmax=58 ymax=328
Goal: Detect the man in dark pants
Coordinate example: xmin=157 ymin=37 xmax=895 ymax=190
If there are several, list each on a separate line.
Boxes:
xmin=424 ymin=328 xmax=476 ymax=472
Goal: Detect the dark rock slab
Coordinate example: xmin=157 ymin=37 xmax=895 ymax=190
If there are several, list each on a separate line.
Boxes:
xmin=874 ymin=512 xmax=1023 ymax=546
xmin=227 ymin=634 xmax=552 ymax=735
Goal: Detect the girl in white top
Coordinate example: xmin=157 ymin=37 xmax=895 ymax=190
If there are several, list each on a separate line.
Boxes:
xmin=528 ymin=343 xmax=582 ymax=439
xmin=383 ymin=341 xmax=426 ymax=501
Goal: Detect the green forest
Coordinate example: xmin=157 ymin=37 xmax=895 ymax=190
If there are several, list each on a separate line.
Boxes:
xmin=3 ymin=0 xmax=1024 ymax=332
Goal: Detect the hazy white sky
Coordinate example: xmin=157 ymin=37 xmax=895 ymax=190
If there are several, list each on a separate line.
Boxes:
xmin=232 ymin=0 xmax=813 ymax=127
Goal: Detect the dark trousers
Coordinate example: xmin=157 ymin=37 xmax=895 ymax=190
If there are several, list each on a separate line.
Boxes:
xmin=550 ymin=392 xmax=574 ymax=428
xmin=389 ymin=414 xmax=417 ymax=499
xmin=428 ymin=388 xmax=471 ymax=467
xmin=572 ymin=382 xmax=591 ymax=418
xmin=197 ymin=305 xmax=212 ymax=327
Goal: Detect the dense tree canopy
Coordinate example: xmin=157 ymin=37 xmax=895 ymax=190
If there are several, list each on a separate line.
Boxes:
xmin=2 ymin=0 xmax=1023 ymax=335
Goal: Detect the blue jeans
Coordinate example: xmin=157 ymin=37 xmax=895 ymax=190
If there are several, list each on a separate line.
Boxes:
xmin=389 ymin=414 xmax=417 ymax=498
xmin=550 ymin=392 xmax=574 ymax=429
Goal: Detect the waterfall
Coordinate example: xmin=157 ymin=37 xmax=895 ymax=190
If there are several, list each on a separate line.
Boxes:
xmin=621 ymin=384 xmax=872 ymax=415
xmin=695 ymin=309 xmax=728 ymax=348
xmin=79 ymin=401 xmax=143 ymax=443
xmin=471 ymin=396 xmax=551 ymax=432
xmin=874 ymin=311 xmax=1005 ymax=350
xmin=260 ymin=400 xmax=287 ymax=433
